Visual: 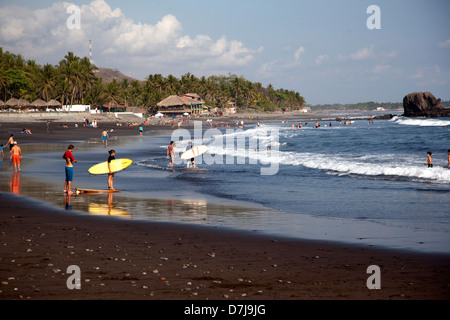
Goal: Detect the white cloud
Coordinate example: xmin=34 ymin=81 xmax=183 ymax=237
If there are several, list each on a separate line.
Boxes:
xmin=0 ymin=0 xmax=258 ymax=78
xmin=315 ymin=54 xmax=330 ymax=66
xmin=438 ymin=39 xmax=450 ymax=48
xmin=294 ymin=46 xmax=305 ymax=62
xmin=350 ymin=45 xmax=374 ymax=61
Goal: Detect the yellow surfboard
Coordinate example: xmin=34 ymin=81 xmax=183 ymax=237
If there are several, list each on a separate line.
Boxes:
xmin=88 ymin=158 xmax=133 ymax=175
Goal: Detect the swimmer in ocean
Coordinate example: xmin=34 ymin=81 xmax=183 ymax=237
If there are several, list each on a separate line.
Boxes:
xmin=425 ymin=151 xmax=433 ymax=168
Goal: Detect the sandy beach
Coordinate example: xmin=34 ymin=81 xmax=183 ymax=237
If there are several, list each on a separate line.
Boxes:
xmin=0 ymin=113 xmax=449 ymax=302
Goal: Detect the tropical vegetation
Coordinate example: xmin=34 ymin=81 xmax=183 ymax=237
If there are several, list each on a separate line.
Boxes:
xmin=0 ymin=48 xmax=305 ymax=113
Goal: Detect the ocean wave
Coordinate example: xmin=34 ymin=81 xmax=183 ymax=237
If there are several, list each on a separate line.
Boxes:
xmin=391 ymin=116 xmax=450 ymax=127
xmin=284 ymin=152 xmax=450 ymax=183
xmin=205 ymin=141 xmax=450 ymax=183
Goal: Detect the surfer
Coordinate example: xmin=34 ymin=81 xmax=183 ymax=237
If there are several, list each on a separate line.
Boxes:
xmin=186 ymin=142 xmax=196 ymax=168
xmin=63 ymin=145 xmax=77 ymax=194
xmin=101 ymin=130 xmax=109 ymax=146
xmin=167 ymin=141 xmax=175 ymax=167
xmin=10 ymin=141 xmax=22 ymax=172
xmin=107 ymin=150 xmax=116 ymax=190
xmin=425 ymin=151 xmax=433 ymax=168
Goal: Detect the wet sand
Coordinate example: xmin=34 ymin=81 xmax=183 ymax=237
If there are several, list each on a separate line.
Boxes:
xmin=0 ymin=117 xmax=449 ymax=301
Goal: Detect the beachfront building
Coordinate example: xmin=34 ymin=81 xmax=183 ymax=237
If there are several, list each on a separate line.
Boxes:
xmin=157 ymin=93 xmax=205 ymax=116
xmin=224 ymin=100 xmax=237 ymax=114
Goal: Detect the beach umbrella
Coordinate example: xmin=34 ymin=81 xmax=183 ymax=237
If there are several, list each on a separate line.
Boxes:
xmin=31 ymin=99 xmax=48 ymax=110
xmin=47 ymin=99 xmax=62 ymax=106
xmin=18 ymin=98 xmax=31 ymax=107
xmin=5 ymin=98 xmax=20 ymax=107
xmin=46 ymin=99 xmax=62 ymax=110
xmin=5 ymin=98 xmax=22 ymax=111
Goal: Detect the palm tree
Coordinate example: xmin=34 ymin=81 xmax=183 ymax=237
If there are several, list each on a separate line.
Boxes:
xmin=86 ymin=77 xmax=107 ymax=107
xmin=36 ymin=64 xmax=57 ymax=102
xmin=105 ymin=79 xmax=122 ymax=111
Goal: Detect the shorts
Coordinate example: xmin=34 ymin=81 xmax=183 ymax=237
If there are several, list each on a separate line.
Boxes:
xmin=65 ymin=166 xmax=74 ymax=182
xmin=103 ymin=136 xmax=107 ymax=141
xmin=12 ymin=154 xmax=20 ymax=164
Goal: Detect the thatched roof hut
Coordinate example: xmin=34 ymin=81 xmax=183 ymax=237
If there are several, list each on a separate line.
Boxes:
xmin=47 ymin=99 xmax=62 ymax=107
xmin=157 ymin=95 xmax=190 ymax=107
xmin=18 ymin=98 xmax=31 ymax=107
xmin=5 ymin=98 xmax=20 ymax=107
xmin=31 ymin=99 xmax=48 ymax=109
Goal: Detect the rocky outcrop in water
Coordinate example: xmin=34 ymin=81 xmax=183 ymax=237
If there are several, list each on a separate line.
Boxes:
xmin=403 ymin=91 xmax=450 ymax=117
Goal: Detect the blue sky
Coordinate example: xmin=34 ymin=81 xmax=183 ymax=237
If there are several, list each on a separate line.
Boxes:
xmin=0 ymin=0 xmax=449 ymax=104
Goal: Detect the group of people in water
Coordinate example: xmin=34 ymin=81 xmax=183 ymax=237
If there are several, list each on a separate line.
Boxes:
xmin=2 ymin=122 xmax=450 ymax=197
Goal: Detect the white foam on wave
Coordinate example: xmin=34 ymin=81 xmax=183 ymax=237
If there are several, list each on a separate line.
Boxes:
xmin=391 ymin=116 xmax=450 ymax=127
xmin=210 ymin=138 xmax=450 ymax=183
xmin=155 ymin=123 xmax=450 ymax=183
xmin=279 ymin=152 xmax=450 ymax=183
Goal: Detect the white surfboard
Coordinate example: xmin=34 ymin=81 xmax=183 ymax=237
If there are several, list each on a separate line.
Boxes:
xmin=181 ymin=145 xmax=208 ymax=160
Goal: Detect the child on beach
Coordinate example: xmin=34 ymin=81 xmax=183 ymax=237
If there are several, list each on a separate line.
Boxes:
xmin=425 ymin=151 xmax=433 ymax=168
xmin=63 ymin=145 xmax=77 ymax=194
xmin=0 ymin=144 xmax=3 ymax=158
xmin=102 ymin=130 xmax=109 ymax=146
xmin=5 ymin=134 xmax=14 ymax=151
xmin=107 ymin=150 xmax=116 ymax=190
xmin=167 ymin=141 xmax=175 ymax=167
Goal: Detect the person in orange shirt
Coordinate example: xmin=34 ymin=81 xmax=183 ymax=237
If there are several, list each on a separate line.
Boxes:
xmin=10 ymin=141 xmax=22 ymax=172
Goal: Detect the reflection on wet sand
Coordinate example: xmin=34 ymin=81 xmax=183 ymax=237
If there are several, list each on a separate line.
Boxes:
xmin=88 ymin=192 xmax=129 ymax=217
xmin=10 ymin=172 xmax=20 ymax=194
xmin=64 ymin=193 xmax=72 ymax=210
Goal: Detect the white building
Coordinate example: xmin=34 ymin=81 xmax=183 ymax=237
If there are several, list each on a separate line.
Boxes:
xmin=62 ymin=104 xmax=91 ymax=112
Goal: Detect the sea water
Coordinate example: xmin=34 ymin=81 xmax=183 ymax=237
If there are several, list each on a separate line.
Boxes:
xmin=1 ymin=116 xmax=449 ymax=253
xmin=136 ymin=116 xmax=450 ymax=253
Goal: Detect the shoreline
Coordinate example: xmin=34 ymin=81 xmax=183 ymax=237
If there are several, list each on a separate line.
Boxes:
xmin=0 ymin=117 xmax=449 ymax=300
xmin=1 ymin=191 xmax=449 ymax=300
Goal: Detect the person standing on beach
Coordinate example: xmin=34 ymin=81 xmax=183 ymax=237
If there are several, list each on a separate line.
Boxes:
xmin=5 ymin=134 xmax=14 ymax=151
xmin=63 ymin=145 xmax=77 ymax=194
xmin=185 ymin=141 xmax=196 ymax=168
xmin=10 ymin=141 xmax=22 ymax=172
xmin=102 ymin=130 xmax=109 ymax=146
xmin=167 ymin=141 xmax=175 ymax=167
xmin=107 ymin=150 xmax=116 ymax=190
xmin=139 ymin=125 xmax=143 ymax=136
xmin=425 ymin=151 xmax=433 ymax=168
xmin=0 ymin=144 xmax=4 ymax=158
